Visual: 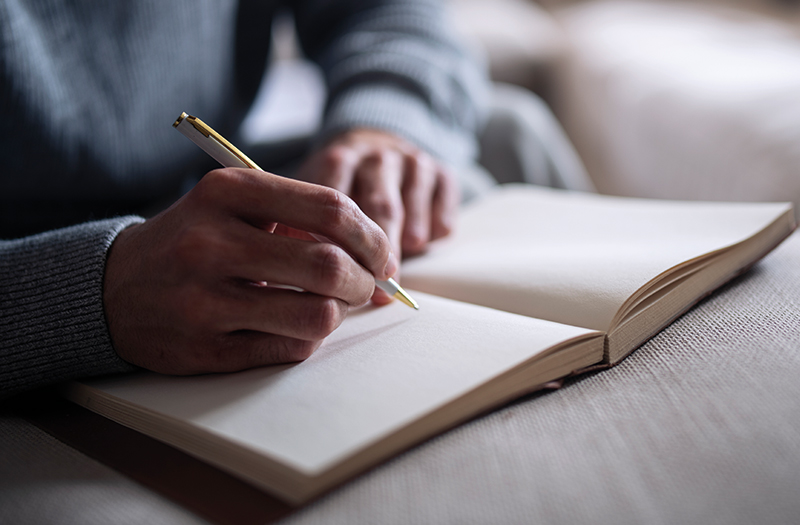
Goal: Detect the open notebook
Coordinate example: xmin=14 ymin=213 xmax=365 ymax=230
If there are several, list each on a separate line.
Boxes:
xmin=66 ymin=185 xmax=795 ymax=504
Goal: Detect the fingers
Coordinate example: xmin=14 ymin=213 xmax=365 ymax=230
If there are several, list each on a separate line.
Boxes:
xmin=193 ymin=168 xmax=396 ymax=281
xmin=400 ymin=155 xmax=460 ymax=254
xmin=342 ymin=152 xmax=405 ymax=306
xmin=103 ymin=167 xmax=399 ymax=377
xmin=136 ymin=330 xmax=324 ymax=376
xmin=124 ymin=278 xmax=353 ymax=376
xmin=104 ymin=130 xmax=459 ymax=380
xmin=351 ymin=151 xmax=405 ymax=258
xmin=153 ymin=276 xmax=354 ymax=375
xmin=187 ymin=220 xmax=376 ymax=307
xmin=203 ymin=286 xmax=350 ymax=341
xmin=401 ymin=154 xmax=436 ymax=255
xmin=304 ymin=144 xmax=360 ymax=192
xmin=294 ymin=129 xmax=460 ymax=261
xmin=430 ymin=167 xmax=460 ymax=241
xmin=203 ymin=332 xmax=322 ymax=373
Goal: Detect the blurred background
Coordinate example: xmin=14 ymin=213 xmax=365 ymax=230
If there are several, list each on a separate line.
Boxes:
xmin=244 ymin=0 xmax=800 ymax=213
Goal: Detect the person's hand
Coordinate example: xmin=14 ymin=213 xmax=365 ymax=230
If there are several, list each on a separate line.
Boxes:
xmin=103 ymin=168 xmax=397 ymax=375
xmin=296 ymin=128 xmax=460 ymax=260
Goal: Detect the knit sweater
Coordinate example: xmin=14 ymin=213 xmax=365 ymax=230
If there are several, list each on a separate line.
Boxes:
xmin=0 ymin=0 xmax=489 ymax=398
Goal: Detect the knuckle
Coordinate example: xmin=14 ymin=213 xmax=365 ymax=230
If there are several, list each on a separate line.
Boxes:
xmin=353 ymin=281 xmax=374 ymax=307
xmin=276 ymin=338 xmax=319 ymax=362
xmin=417 ymin=151 xmax=435 ymax=170
xmin=313 ymin=244 xmax=350 ymax=293
xmin=318 ymin=187 xmax=356 ymax=230
xmin=196 ymin=168 xmax=236 ymax=197
xmin=306 ymin=298 xmax=346 ymax=339
xmin=320 ymin=145 xmax=353 ymax=171
xmin=405 ymin=155 xmax=436 ymax=186
xmin=367 ymin=149 xmax=402 ymax=170
xmin=364 ymin=193 xmax=401 ymax=222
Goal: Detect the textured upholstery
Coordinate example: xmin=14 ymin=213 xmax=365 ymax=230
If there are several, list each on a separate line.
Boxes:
xmin=3 ymin=231 xmax=799 ymax=524
xmin=554 ymin=0 xmax=800 ymax=216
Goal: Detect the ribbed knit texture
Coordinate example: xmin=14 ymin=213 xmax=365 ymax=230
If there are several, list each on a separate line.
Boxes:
xmin=0 ymin=0 xmax=239 ymax=203
xmin=0 ymin=218 xmax=143 ymax=398
xmin=296 ymin=0 xmax=490 ymax=168
xmin=0 ymin=0 xmax=487 ymax=208
xmin=0 ymin=1 xmax=488 ymax=395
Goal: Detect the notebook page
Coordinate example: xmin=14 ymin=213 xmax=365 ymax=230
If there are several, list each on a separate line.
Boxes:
xmin=402 ymin=185 xmax=791 ymax=331
xmin=78 ymin=292 xmax=599 ymax=475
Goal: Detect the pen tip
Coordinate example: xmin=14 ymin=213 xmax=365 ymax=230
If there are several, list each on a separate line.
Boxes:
xmin=378 ymin=277 xmax=419 ymax=310
xmin=394 ymin=288 xmax=420 ymax=310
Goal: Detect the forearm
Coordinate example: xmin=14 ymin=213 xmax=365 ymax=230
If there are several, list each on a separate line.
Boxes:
xmin=0 ymin=217 xmax=142 ymax=399
xmin=293 ymin=0 xmax=490 ymax=170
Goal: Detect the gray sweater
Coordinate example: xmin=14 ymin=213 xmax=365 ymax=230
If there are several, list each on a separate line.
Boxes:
xmin=0 ymin=0 xmax=489 ymax=397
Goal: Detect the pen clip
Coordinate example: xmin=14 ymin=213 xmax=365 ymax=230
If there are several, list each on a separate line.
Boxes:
xmin=173 ymin=112 xmax=262 ymax=170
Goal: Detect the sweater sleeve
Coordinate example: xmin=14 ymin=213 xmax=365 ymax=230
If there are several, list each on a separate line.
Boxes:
xmin=292 ymin=0 xmax=491 ymax=171
xmin=0 ymin=217 xmax=143 ymax=399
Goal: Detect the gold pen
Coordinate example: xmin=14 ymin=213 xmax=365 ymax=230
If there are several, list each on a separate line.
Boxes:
xmin=173 ymin=112 xmax=419 ymax=310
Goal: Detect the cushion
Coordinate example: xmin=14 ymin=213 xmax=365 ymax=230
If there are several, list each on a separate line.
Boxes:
xmin=554 ymin=0 xmax=800 ymax=216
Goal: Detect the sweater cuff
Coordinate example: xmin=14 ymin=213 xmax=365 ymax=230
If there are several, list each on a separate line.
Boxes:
xmin=319 ymin=84 xmax=479 ymax=170
xmin=0 ymin=216 xmax=144 ymax=398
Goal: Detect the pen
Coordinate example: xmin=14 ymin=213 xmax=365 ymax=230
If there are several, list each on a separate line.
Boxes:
xmin=173 ymin=112 xmax=419 ymax=310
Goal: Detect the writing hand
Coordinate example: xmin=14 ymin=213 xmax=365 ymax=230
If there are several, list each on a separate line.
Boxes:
xmin=103 ymin=168 xmax=397 ymax=375
xmin=296 ymin=128 xmax=460 ymax=266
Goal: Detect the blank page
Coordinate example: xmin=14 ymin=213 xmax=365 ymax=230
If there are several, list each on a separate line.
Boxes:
xmin=77 ymin=292 xmax=598 ymax=476
xmin=402 ymin=185 xmax=792 ymax=331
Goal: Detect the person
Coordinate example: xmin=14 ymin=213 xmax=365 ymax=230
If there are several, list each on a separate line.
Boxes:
xmin=0 ymin=0 xmax=493 ymax=398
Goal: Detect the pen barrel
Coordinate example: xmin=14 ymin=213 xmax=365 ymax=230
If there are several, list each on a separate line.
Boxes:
xmin=174 ymin=115 xmax=253 ymax=169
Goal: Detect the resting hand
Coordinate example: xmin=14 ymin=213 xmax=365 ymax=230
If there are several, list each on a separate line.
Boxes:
xmin=103 ymin=168 xmax=396 ymax=375
xmin=296 ymin=129 xmax=460 ymax=260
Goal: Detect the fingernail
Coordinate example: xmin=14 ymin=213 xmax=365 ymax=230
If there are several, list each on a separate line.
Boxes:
xmin=384 ymin=251 xmax=399 ymax=278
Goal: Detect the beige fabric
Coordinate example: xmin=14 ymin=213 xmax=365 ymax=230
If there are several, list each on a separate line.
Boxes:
xmin=281 ymin=233 xmax=800 ymax=524
xmin=0 ymin=416 xmax=206 ymax=525
xmin=447 ymin=0 xmax=567 ymax=90
xmin=2 ymin=233 xmax=800 ymax=524
xmin=554 ymin=1 xmax=800 ymax=217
